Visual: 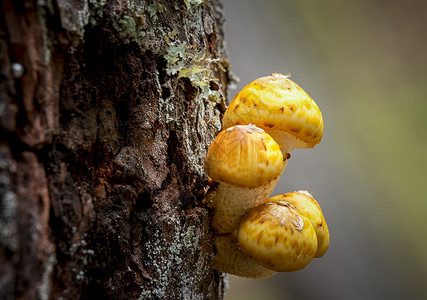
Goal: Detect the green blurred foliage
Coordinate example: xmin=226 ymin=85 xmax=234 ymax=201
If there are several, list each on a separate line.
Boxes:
xmin=294 ymin=0 xmax=427 ymax=270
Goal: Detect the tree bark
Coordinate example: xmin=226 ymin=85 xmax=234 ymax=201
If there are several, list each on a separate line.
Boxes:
xmin=0 ymin=0 xmax=230 ymax=299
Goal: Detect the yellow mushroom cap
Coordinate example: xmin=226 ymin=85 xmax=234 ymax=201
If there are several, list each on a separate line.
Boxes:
xmin=204 ymin=124 xmax=284 ymax=188
xmin=237 ymin=200 xmax=318 ymax=272
xmin=222 ymin=73 xmax=323 ymax=149
xmin=270 ymin=191 xmax=330 ymax=258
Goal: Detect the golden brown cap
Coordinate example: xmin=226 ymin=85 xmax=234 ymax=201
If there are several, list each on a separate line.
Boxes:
xmin=204 ymin=124 xmax=283 ymax=188
xmin=237 ymin=200 xmax=318 ymax=272
xmin=222 ymin=73 xmax=323 ymax=149
xmin=270 ymin=191 xmax=330 ymax=257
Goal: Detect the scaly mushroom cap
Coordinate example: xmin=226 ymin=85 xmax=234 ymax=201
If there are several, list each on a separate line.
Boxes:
xmin=213 ymin=233 xmax=277 ymax=279
xmin=204 ymin=124 xmax=284 ymax=188
xmin=222 ymin=73 xmax=323 ymax=150
xmin=237 ymin=200 xmax=318 ymax=272
xmin=270 ymin=191 xmax=330 ymax=258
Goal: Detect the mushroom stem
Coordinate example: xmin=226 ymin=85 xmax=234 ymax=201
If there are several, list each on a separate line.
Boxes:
xmin=210 ymin=178 xmax=279 ymax=234
xmin=268 ymin=130 xmax=309 ymax=155
xmin=213 ymin=233 xmax=277 ymax=279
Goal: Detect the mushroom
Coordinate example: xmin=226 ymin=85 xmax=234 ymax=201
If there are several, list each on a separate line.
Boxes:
xmin=213 ymin=233 xmax=277 ymax=279
xmin=204 ymin=124 xmax=284 ymax=234
xmin=237 ymin=200 xmax=318 ymax=272
xmin=222 ymin=73 xmax=323 ymax=155
xmin=269 ymin=191 xmax=330 ymax=257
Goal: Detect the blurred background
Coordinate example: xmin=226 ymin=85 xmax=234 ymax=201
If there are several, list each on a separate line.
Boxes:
xmin=221 ymin=0 xmax=427 ymax=299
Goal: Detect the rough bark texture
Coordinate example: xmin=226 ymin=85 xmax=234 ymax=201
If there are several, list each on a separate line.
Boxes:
xmin=0 ymin=0 xmax=231 ymax=299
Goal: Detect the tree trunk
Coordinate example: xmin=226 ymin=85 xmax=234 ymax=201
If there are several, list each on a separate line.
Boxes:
xmin=0 ymin=0 xmax=230 ymax=298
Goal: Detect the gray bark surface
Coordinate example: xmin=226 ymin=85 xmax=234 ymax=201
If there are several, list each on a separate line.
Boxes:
xmin=0 ymin=0 xmax=230 ymax=299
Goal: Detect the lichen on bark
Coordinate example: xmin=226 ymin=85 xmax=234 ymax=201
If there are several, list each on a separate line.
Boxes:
xmin=0 ymin=0 xmax=231 ymax=299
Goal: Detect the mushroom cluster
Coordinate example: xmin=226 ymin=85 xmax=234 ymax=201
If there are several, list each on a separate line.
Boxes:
xmin=204 ymin=73 xmax=330 ymax=278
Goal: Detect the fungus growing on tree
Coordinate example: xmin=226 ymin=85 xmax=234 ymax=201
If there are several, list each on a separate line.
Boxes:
xmin=204 ymin=124 xmax=284 ymax=234
xmin=206 ymin=74 xmax=329 ymax=278
xmin=222 ymin=73 xmax=324 ymax=155
xmin=237 ymin=200 xmax=318 ymax=272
